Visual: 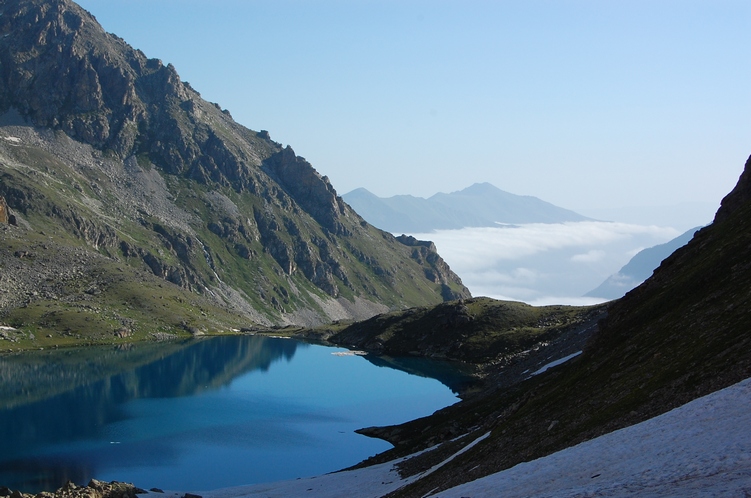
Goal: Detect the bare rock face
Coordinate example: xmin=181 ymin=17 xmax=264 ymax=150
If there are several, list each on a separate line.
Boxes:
xmin=0 ymin=0 xmax=147 ymax=152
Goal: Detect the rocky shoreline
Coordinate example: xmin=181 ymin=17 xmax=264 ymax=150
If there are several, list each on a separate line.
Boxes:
xmin=0 ymin=481 xmax=209 ymax=498
xmin=0 ymin=481 xmax=149 ymax=498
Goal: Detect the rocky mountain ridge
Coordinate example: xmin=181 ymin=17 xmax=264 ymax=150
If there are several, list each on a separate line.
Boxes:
xmin=0 ymin=0 xmax=469 ymax=340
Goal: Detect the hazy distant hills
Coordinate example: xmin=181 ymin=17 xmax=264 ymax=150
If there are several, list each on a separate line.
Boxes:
xmin=585 ymin=227 xmax=702 ymax=300
xmin=343 ymin=183 xmax=591 ymax=233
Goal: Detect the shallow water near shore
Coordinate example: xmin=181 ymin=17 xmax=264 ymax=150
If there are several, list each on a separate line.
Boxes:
xmin=0 ymin=336 xmax=462 ymax=492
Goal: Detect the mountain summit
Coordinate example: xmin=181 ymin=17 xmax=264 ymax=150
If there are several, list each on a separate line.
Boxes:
xmin=0 ymin=0 xmax=469 ymax=336
xmin=343 ymin=182 xmax=590 ymax=233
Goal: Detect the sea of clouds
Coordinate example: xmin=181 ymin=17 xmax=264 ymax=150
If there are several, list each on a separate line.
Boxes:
xmin=412 ymin=221 xmax=681 ymax=305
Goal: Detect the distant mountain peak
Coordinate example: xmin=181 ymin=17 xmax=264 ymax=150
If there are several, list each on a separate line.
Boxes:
xmin=343 ymin=183 xmax=590 ymax=233
xmin=456 ymin=182 xmax=503 ymax=194
xmin=345 ymin=187 xmax=374 ymax=195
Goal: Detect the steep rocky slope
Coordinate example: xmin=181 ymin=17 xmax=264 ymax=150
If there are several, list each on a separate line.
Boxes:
xmin=0 ymin=0 xmax=469 ymax=340
xmin=330 ymin=154 xmax=751 ymax=497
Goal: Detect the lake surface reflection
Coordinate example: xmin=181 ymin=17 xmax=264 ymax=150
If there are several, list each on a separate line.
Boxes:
xmin=0 ymin=336 xmax=461 ymax=492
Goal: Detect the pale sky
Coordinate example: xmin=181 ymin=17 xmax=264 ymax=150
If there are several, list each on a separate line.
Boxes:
xmin=76 ymin=0 xmax=750 ymax=215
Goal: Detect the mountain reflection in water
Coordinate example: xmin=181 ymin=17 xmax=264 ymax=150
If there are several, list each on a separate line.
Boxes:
xmin=0 ymin=336 xmax=460 ymax=492
xmin=0 ymin=336 xmax=300 ymax=491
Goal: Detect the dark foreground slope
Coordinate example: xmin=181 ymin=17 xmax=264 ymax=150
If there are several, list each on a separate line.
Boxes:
xmin=348 ymin=155 xmax=751 ymax=497
xmin=0 ymin=0 xmax=469 ymax=344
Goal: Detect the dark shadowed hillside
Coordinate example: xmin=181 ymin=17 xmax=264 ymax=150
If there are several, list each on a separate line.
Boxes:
xmin=325 ymin=155 xmax=751 ymax=497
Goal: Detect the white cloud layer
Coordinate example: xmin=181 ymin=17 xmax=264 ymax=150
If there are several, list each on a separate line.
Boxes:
xmin=571 ymin=250 xmax=607 ymax=263
xmin=412 ymin=222 xmax=680 ymax=305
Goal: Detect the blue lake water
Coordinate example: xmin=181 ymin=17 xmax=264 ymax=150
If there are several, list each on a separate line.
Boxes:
xmin=0 ymin=336 xmax=462 ymax=492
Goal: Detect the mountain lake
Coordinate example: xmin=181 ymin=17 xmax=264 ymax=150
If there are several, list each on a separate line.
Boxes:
xmin=0 ymin=335 xmax=467 ymax=493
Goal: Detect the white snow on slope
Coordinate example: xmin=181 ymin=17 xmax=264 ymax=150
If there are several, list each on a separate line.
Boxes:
xmin=530 ymin=351 xmax=582 ymax=376
xmin=198 ymin=458 xmax=412 ymax=498
xmin=436 ymin=377 xmax=751 ymax=497
xmin=190 ymin=433 xmax=489 ymax=498
xmin=154 ymin=377 xmax=751 ymax=498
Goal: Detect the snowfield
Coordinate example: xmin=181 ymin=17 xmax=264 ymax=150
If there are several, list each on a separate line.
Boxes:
xmin=435 ymin=377 xmax=751 ymax=497
xmin=157 ymin=377 xmax=751 ymax=498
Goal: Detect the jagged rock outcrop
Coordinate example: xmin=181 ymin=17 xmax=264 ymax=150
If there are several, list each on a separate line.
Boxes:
xmin=0 ymin=0 xmax=469 ymax=332
xmin=263 ymin=146 xmax=350 ymax=235
xmin=396 ymin=234 xmax=467 ymax=300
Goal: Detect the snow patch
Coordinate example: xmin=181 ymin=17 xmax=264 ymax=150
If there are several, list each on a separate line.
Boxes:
xmin=435 ymin=377 xmax=751 ymax=497
xmin=195 ymin=456 xmax=416 ymax=498
xmin=530 ymin=351 xmax=582 ymax=376
xmin=415 ymin=431 xmax=492 ymax=480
